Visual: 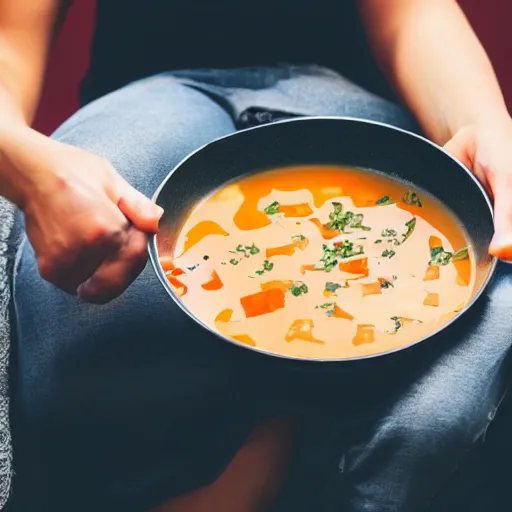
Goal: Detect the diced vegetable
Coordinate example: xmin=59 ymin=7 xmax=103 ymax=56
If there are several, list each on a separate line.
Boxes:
xmin=160 ymin=256 xmax=176 ymax=273
xmin=423 ymin=265 xmax=440 ymax=281
xmin=260 ymin=280 xmax=294 ymax=292
xmin=423 ymin=293 xmax=439 ymax=307
xmin=240 ymin=288 xmax=285 ymax=318
xmin=201 ymin=270 xmax=224 ymax=291
xmin=215 ymin=309 xmax=234 ymax=323
xmin=332 ymin=305 xmax=354 ymax=320
xmin=280 ymin=203 xmax=314 ymax=217
xmin=429 ymin=235 xmax=443 ymax=249
xmin=338 ymin=257 xmax=369 ymax=277
xmin=285 ymin=319 xmax=325 ymax=344
xmin=352 ymin=324 xmax=375 ymax=346
xmin=361 ymin=282 xmax=382 ymax=297
xmin=181 ymin=220 xmax=229 ymax=254
xmin=266 ymin=244 xmax=296 ymax=258
xmin=231 ymin=334 xmax=257 ymax=347
xmin=309 ymin=218 xmax=340 ymax=240
xmin=165 ymin=273 xmax=188 ymax=297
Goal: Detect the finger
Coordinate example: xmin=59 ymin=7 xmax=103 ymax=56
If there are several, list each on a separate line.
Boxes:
xmin=488 ymin=172 xmax=512 ymax=261
xmin=76 ymin=227 xmax=148 ymax=303
xmin=117 ymin=181 xmax=163 ymax=234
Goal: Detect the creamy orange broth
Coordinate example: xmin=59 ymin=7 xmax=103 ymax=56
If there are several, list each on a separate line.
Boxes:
xmin=164 ymin=166 xmax=474 ymax=360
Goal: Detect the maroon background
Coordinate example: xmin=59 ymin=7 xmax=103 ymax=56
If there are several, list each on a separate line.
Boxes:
xmin=33 ymin=0 xmax=512 ymax=135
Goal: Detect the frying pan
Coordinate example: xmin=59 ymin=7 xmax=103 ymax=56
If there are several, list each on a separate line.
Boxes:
xmin=148 ymin=117 xmax=496 ymax=362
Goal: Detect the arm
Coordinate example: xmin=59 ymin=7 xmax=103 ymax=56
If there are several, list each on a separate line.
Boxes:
xmin=0 ymin=0 xmax=162 ymax=302
xmin=359 ymin=0 xmax=512 ymax=258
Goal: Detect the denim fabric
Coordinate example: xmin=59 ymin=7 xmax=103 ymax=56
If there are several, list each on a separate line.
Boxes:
xmin=8 ymin=67 xmax=512 ymax=512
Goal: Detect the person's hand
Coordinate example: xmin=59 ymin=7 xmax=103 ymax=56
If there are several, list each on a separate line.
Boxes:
xmin=444 ymin=119 xmax=512 ymax=261
xmin=6 ymin=129 xmax=163 ymax=303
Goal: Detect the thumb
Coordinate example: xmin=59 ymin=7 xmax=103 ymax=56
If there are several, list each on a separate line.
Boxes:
xmin=117 ymin=182 xmax=164 ymax=234
xmin=443 ymin=128 xmax=475 ymax=170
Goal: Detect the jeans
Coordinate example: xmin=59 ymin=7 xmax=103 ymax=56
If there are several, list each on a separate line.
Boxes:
xmin=8 ymin=66 xmax=512 ymax=512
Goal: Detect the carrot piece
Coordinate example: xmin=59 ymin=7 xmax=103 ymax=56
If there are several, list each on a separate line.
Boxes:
xmin=309 ymin=218 xmax=339 ymax=240
xmin=165 ymin=273 xmax=188 ymax=297
xmin=260 ymin=280 xmax=294 ymax=292
xmin=266 ymin=244 xmax=296 ymax=258
xmin=201 ymin=270 xmax=224 ymax=291
xmin=231 ymin=334 xmax=257 ymax=347
xmin=181 ymin=220 xmax=229 ymax=255
xmin=285 ymin=319 xmax=325 ymax=344
xmin=240 ymin=288 xmax=286 ymax=318
xmin=429 ymin=235 xmax=443 ymax=249
xmin=300 ymin=264 xmax=320 ymax=274
xmin=160 ymin=256 xmax=176 ymax=273
xmin=453 ymin=259 xmax=471 ymax=286
xmin=332 ymin=305 xmax=354 ymax=320
xmin=361 ymin=282 xmax=382 ymax=297
xmin=339 ymin=257 xmax=369 ymax=277
xmin=280 ymin=203 xmax=313 ymax=217
xmin=352 ymin=324 xmax=375 ymax=346
xmin=423 ymin=265 xmax=440 ymax=281
xmin=215 ymin=309 xmax=233 ymax=323
xmin=293 ymin=236 xmax=309 ymax=251
xmin=423 ymin=293 xmax=439 ymax=307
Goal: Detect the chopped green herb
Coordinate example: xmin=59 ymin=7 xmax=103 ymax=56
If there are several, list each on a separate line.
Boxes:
xmin=187 ymin=265 xmax=197 ymax=271
xmin=316 ymin=302 xmax=336 ymax=317
xmin=264 ymin=201 xmax=280 ymax=215
xmin=403 ymin=190 xmax=423 ymax=207
xmin=255 ymin=270 xmax=264 ymax=276
xmin=429 ymin=246 xmax=452 ymax=266
xmin=221 ymin=261 xmax=227 ymax=265
xmin=402 ymin=217 xmax=417 ymax=244
xmin=290 ymin=282 xmax=309 ymax=296
xmin=292 ymin=234 xmax=306 ymax=242
xmin=236 ymin=244 xmax=245 ymax=253
xmin=263 ymin=260 xmax=274 ymax=271
xmin=325 ymin=282 xmax=342 ymax=293
xmin=381 ymin=228 xmax=398 ymax=237
xmin=325 ymin=203 xmax=370 ymax=232
xmin=375 ymin=239 xmax=383 ymax=244
xmin=382 ymin=249 xmax=396 ymax=258
xmin=390 ymin=316 xmax=403 ymax=334
xmin=380 ymin=279 xmax=394 ymax=289
xmin=318 ymin=241 xmax=364 ymax=272
xmin=248 ymin=244 xmax=260 ymax=255
xmin=203 ymin=255 xmax=210 ymax=261
xmin=376 ymin=195 xmax=394 ymax=205
xmin=452 ymin=247 xmax=469 ymax=261
xmin=229 ymin=258 xmax=239 ymax=266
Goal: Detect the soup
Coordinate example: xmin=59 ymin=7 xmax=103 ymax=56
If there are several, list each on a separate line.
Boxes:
xmin=161 ymin=166 xmax=474 ymax=360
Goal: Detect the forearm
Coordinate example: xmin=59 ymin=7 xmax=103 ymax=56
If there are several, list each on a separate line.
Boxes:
xmin=0 ymin=0 xmax=62 ymax=205
xmin=360 ymin=0 xmax=509 ymax=145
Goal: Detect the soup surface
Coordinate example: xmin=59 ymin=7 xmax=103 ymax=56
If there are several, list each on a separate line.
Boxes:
xmin=161 ymin=166 xmax=474 ymax=360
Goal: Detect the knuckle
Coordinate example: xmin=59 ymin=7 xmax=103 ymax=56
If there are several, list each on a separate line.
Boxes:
xmin=37 ymin=257 xmax=57 ymax=282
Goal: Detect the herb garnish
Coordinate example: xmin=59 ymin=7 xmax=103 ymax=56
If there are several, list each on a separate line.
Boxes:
xmin=316 ymin=302 xmax=336 ymax=317
xmin=382 ymin=249 xmax=396 ymax=258
xmin=187 ymin=265 xmax=197 ymax=271
xmin=390 ymin=316 xmax=402 ymax=334
xmin=325 ymin=282 xmax=342 ymax=293
xmin=234 ymin=243 xmax=260 ymax=258
xmin=375 ymin=239 xmax=383 ymax=244
xmin=380 ymin=279 xmax=394 ymax=289
xmin=203 ymin=255 xmax=210 ymax=261
xmin=376 ymin=195 xmax=394 ymax=205
xmin=429 ymin=245 xmax=469 ymax=266
xmin=318 ymin=242 xmax=364 ymax=272
xmin=264 ymin=201 xmax=280 ymax=215
xmin=325 ymin=202 xmax=371 ymax=232
xmin=290 ymin=282 xmax=308 ymax=296
xmin=402 ymin=218 xmax=416 ymax=243
xmin=403 ymin=190 xmax=423 ymax=207
xmin=381 ymin=228 xmax=398 ymax=237
xmin=292 ymin=234 xmax=306 ymax=242
xmin=255 ymin=259 xmax=274 ymax=276
xmin=229 ymin=258 xmax=239 ymax=265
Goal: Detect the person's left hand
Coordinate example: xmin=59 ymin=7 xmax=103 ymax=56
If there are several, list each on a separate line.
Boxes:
xmin=444 ymin=119 xmax=512 ymax=261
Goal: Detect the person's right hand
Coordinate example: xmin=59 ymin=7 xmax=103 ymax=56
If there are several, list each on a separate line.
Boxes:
xmin=3 ymin=128 xmax=163 ymax=304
